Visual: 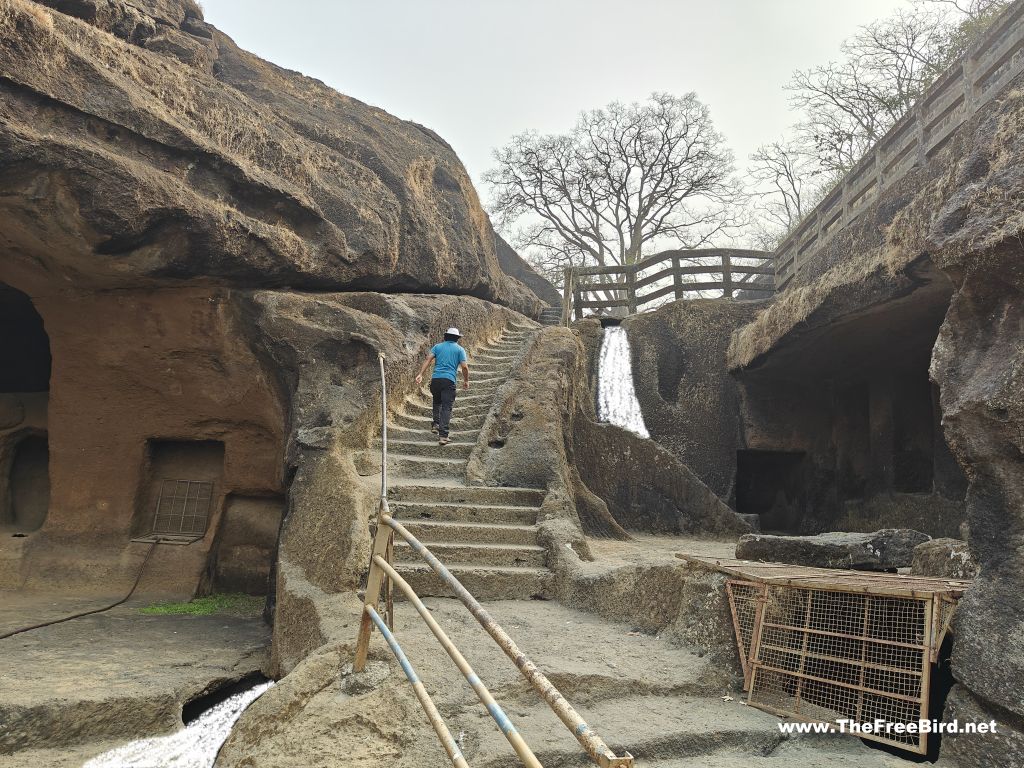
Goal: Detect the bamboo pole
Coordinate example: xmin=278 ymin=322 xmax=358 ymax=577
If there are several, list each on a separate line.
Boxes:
xmin=383 ymin=515 xmax=633 ymax=768
xmin=365 ymin=606 xmax=470 ymax=768
xmin=373 ymin=556 xmax=543 ymax=768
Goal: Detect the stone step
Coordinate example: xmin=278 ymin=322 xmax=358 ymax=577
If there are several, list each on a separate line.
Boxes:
xmin=388 ymin=425 xmax=480 ymax=442
xmin=461 ymin=695 xmax=783 ymax=768
xmin=389 ymin=500 xmax=540 ymax=526
xmin=394 ymin=563 xmax=553 ymax=600
xmin=400 ymin=519 xmax=539 ymax=546
xmin=384 ymin=440 xmax=474 ymax=459
xmin=394 ymin=541 xmax=546 ymax=568
xmin=393 ymin=411 xmax=487 ymax=430
xmin=467 ymin=369 xmax=512 ymax=380
xmin=408 ymin=391 xmax=498 ymax=406
xmin=388 ymin=453 xmax=466 ymax=480
xmin=402 ymin=400 xmax=493 ymax=418
xmin=389 ymin=484 xmax=546 ymax=507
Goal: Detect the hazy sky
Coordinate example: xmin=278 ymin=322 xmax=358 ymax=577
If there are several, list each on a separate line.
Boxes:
xmin=201 ymin=0 xmax=908 ymax=192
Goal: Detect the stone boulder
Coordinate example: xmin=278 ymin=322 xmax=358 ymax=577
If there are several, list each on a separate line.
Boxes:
xmin=0 ymin=0 xmax=541 ymax=314
xmin=910 ymin=538 xmax=978 ymax=579
xmin=735 ymin=529 xmax=931 ymax=570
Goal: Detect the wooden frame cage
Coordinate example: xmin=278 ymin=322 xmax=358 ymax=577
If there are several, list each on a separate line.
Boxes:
xmin=686 ymin=557 xmax=969 ymax=755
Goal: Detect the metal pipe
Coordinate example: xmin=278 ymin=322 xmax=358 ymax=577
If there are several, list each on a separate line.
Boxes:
xmin=373 ymin=555 xmax=542 ymax=768
xmin=378 ymin=352 xmax=388 ymax=500
xmin=382 ymin=516 xmax=633 ymax=768
xmin=364 ymin=605 xmax=469 ymax=768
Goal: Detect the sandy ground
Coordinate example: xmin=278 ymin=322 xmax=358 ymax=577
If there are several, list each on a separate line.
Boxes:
xmin=587 ymin=533 xmax=735 ymax=565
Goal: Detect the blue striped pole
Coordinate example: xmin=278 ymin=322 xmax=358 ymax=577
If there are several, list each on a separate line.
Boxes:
xmin=382 ymin=516 xmax=634 ymax=768
xmin=373 ymin=555 xmax=542 ymax=768
xmin=365 ymin=606 xmax=469 ymax=768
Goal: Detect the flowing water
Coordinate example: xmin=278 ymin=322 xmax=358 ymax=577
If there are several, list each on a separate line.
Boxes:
xmin=83 ymin=681 xmax=273 ymax=768
xmin=597 ymin=325 xmax=650 ymax=439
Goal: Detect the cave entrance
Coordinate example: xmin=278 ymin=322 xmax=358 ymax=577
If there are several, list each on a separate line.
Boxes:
xmin=736 ymin=258 xmax=967 ymax=534
xmin=0 ymin=283 xmax=51 ymax=533
xmin=736 ymin=450 xmax=806 ymax=532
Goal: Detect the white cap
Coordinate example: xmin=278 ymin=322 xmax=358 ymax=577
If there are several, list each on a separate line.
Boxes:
xmin=446 ymin=327 xmax=461 ymax=337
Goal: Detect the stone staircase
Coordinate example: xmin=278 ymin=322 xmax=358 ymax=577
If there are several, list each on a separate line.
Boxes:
xmin=388 ymin=600 xmax=914 ymax=768
xmin=538 ymin=305 xmax=562 ymax=326
xmin=384 ymin=323 xmax=553 ymax=600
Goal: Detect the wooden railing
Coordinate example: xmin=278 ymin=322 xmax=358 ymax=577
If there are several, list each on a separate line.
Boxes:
xmin=774 ymin=0 xmax=1024 ymax=289
xmin=562 ymin=248 xmax=774 ymax=322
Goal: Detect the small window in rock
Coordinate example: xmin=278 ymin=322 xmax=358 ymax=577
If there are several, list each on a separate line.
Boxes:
xmin=150 ymin=479 xmax=215 ymax=537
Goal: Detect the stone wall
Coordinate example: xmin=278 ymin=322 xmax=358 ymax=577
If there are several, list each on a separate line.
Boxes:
xmin=0 ymin=279 xmax=286 ymax=598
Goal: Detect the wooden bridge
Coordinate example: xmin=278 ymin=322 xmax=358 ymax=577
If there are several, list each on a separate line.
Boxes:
xmin=561 ymin=249 xmax=774 ymax=323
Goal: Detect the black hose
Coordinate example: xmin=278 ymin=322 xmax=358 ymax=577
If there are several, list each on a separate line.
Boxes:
xmin=0 ymin=539 xmax=160 ymax=640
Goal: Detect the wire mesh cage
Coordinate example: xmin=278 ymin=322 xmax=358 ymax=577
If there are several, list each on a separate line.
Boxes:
xmin=709 ymin=559 xmax=970 ymax=755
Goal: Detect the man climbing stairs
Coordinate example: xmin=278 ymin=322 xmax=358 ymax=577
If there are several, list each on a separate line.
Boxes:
xmin=382 ymin=322 xmax=553 ymax=599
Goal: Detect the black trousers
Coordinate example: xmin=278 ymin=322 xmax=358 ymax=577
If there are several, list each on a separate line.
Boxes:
xmin=430 ymin=377 xmax=457 ymax=437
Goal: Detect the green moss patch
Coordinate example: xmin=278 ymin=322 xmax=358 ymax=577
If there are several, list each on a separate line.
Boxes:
xmin=139 ymin=593 xmax=264 ymax=617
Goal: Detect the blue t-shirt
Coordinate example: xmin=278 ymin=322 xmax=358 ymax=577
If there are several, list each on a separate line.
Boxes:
xmin=431 ymin=341 xmax=467 ymax=382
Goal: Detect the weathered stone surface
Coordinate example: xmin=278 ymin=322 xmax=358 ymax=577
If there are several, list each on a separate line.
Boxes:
xmin=247 ymin=291 xmax=523 ymax=673
xmin=0 ymin=601 xmax=268 ymax=753
xmin=494 ymin=231 xmax=561 ymax=307
xmin=0 ymin=287 xmax=286 ymax=597
xmin=944 ymin=685 xmax=1024 ymax=768
xmin=0 ymin=0 xmax=541 ymax=314
xmin=910 ymin=538 xmax=978 ymax=579
xmin=624 ymin=299 xmax=762 ymax=502
xmin=469 ymin=326 xmax=749 ymax=542
xmin=725 ymin=66 xmax=1024 ymax=764
xmin=735 ymin=529 xmax=931 ymax=570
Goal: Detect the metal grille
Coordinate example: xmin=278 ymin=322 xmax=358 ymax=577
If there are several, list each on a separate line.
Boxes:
xmin=150 ymin=479 xmax=214 ymax=536
xmin=745 ymin=584 xmax=931 ymax=753
xmin=689 ymin=557 xmax=971 ymax=756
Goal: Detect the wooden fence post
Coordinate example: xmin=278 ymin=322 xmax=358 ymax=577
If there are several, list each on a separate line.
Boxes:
xmin=561 ymin=267 xmax=572 ymax=326
xmin=626 ymin=265 xmax=638 ymax=314
xmin=673 ymin=254 xmax=683 ymax=299
xmin=722 ymin=252 xmax=733 ymax=299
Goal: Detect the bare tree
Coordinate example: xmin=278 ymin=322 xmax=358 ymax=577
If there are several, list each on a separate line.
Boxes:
xmin=484 ymin=92 xmax=745 ymax=285
xmin=748 ymin=140 xmax=817 ymax=238
xmin=787 ymin=0 xmax=1010 ymax=176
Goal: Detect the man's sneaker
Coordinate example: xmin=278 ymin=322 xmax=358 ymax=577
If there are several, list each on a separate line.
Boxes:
xmin=438 ymin=437 xmax=451 ymax=446
xmin=431 ymin=423 xmax=439 ymax=434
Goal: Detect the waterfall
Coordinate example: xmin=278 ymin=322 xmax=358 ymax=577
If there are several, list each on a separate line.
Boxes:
xmin=597 ymin=326 xmax=650 ymax=439
xmin=83 ymin=681 xmax=273 ymax=768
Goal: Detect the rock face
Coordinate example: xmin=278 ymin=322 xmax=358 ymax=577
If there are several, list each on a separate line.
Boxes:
xmin=728 ymin=64 xmax=1024 ymax=762
xmin=468 ymin=326 xmax=749 ymax=542
xmin=494 ymin=232 xmax=561 ymax=307
xmin=624 ymin=301 xmax=761 ymax=502
xmin=910 ymin=538 xmax=978 ymax=579
xmin=735 ymin=529 xmax=931 ymax=570
xmin=0 ymin=0 xmax=543 ymax=313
